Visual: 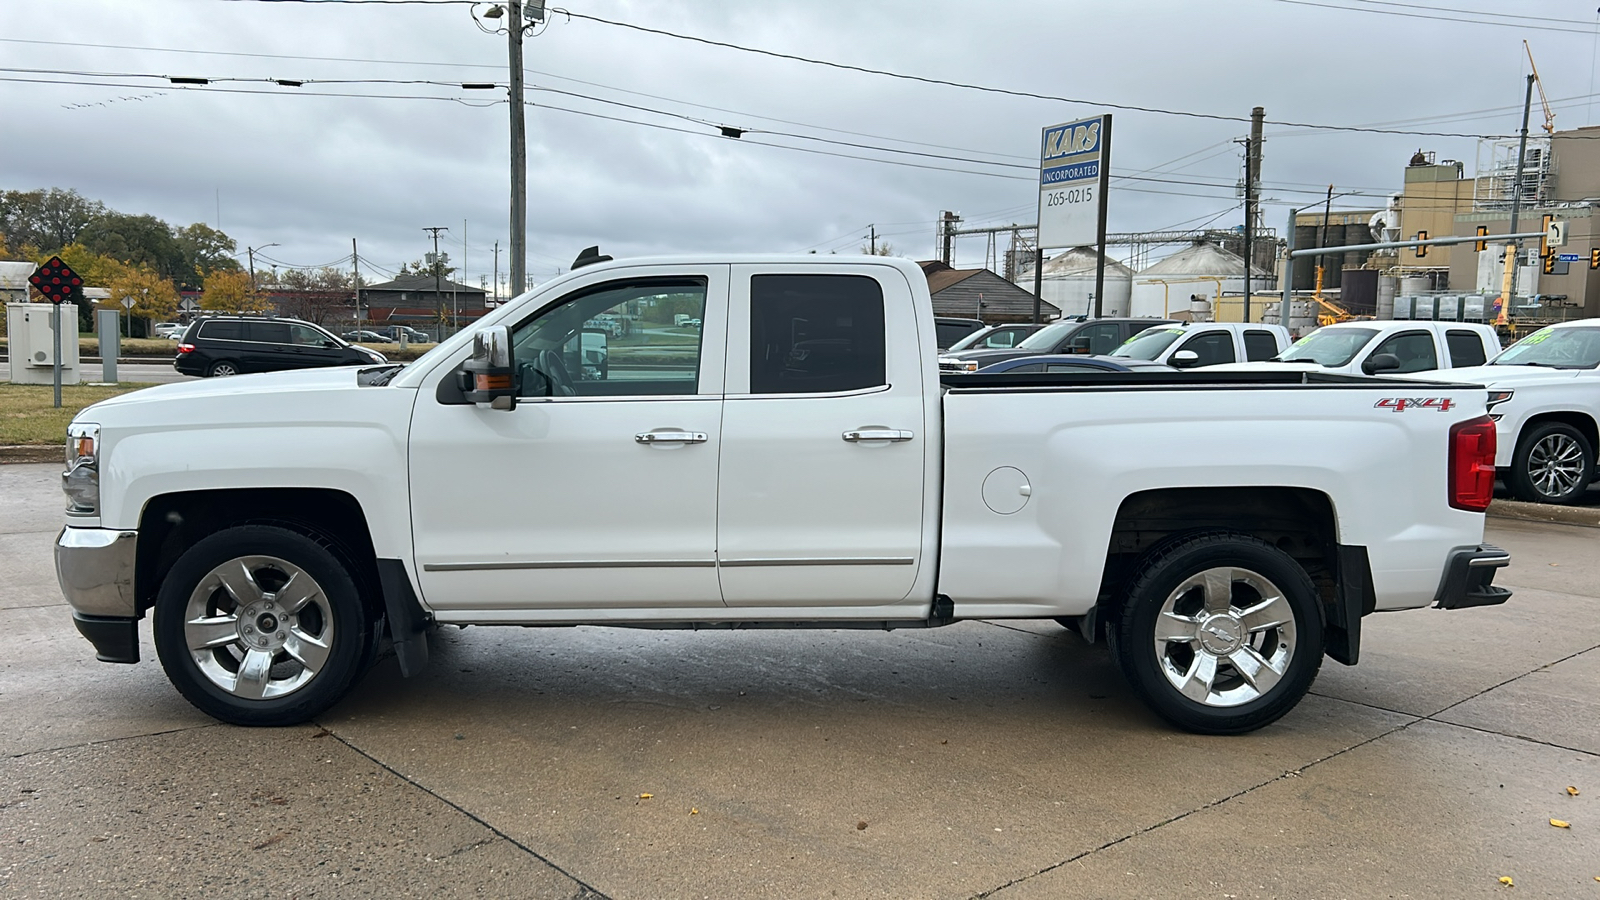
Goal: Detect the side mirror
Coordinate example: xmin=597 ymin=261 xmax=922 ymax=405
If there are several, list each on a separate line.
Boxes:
xmin=460 ymin=325 xmax=518 ymax=410
xmin=1067 ymin=336 xmax=1093 ymax=354
xmin=1363 ymin=352 xmax=1401 ymax=375
xmin=1169 ymin=349 xmax=1201 ymax=368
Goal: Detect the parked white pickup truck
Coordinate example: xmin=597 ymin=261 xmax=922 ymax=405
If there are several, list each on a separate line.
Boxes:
xmin=1408 ymin=319 xmax=1600 ymax=504
xmin=56 ymin=256 xmax=1512 ymax=735
xmin=1108 ymin=321 xmax=1291 ymax=368
xmin=1213 ymin=320 xmax=1501 ymax=377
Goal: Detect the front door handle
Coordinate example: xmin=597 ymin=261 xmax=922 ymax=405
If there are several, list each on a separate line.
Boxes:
xmin=842 ymin=428 xmax=914 ymax=443
xmin=636 ymin=430 xmax=708 ymax=444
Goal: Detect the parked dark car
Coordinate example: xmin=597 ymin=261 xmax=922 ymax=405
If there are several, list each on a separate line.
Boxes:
xmin=944 ymin=323 xmax=1044 ymax=353
xmin=938 ymin=316 xmax=1175 ymax=372
xmin=342 ymin=329 xmax=390 ymax=343
xmin=176 ymin=316 xmax=387 ymax=378
xmin=934 ymin=316 xmax=986 ymax=350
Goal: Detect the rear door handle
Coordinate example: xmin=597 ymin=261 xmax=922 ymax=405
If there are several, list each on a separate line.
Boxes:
xmin=842 ymin=428 xmax=914 ymax=442
xmin=636 ymin=430 xmax=708 ymax=444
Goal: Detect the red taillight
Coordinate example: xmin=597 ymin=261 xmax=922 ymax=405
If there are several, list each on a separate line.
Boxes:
xmin=177 ymin=343 xmax=194 ymax=354
xmin=1449 ymin=415 xmax=1497 ymax=512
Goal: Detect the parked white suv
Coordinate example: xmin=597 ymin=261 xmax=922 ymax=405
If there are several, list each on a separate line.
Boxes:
xmin=1110 ymin=322 xmax=1291 ymax=368
xmin=1409 ymin=319 xmax=1600 ymax=504
xmin=1213 ymin=320 xmax=1500 ymax=376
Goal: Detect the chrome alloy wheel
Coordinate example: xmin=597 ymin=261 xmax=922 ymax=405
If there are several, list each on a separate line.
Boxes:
xmin=1528 ymin=432 xmax=1587 ymax=498
xmin=1152 ymin=566 xmax=1296 ymax=708
xmin=183 ymin=555 xmax=334 ymax=700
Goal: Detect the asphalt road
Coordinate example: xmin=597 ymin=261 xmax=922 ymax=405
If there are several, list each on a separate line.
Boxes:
xmin=0 ymin=360 xmax=194 ymax=385
xmin=2 ymin=463 xmax=1597 ymax=898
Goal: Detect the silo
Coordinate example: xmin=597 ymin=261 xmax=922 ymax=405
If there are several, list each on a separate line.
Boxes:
xmin=1376 ymin=275 xmax=1398 ymax=319
xmin=1022 ymin=247 xmax=1134 ymax=318
xmin=1343 ymin=223 xmax=1370 ymax=270
xmin=1399 ymin=276 xmax=1430 ymax=296
xmin=1293 ymin=225 xmax=1319 ymax=290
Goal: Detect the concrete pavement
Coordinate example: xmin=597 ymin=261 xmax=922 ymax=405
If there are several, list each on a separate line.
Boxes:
xmin=2 ymin=461 xmax=1596 ymax=898
xmin=0 ymin=360 xmax=194 ymax=385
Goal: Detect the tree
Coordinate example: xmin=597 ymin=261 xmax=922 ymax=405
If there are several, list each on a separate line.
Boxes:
xmin=860 ymin=241 xmax=897 ymax=256
xmin=201 ymin=269 xmax=262 ymax=313
xmin=399 ymin=253 xmax=455 ymax=280
xmin=78 ymin=212 xmax=186 ymax=284
xmin=0 ymin=188 xmax=106 ymax=254
xmin=106 ymin=266 xmax=179 ymax=322
xmin=175 ymin=223 xmax=241 ymax=285
xmin=275 ymin=267 xmax=354 ymax=325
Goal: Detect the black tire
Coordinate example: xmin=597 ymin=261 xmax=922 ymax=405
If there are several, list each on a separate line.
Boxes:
xmin=154 ymin=525 xmax=375 ymax=726
xmin=207 ymin=360 xmax=240 ymax=377
xmin=1508 ymin=422 xmax=1595 ymax=505
xmin=1112 ymin=532 xmax=1323 ymax=735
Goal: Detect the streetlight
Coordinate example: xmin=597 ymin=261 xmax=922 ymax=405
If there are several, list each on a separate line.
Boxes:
xmin=246 ymin=243 xmax=279 ymax=293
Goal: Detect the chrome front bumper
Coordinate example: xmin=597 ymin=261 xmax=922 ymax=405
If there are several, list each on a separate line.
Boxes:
xmin=55 ymin=526 xmax=139 ymax=618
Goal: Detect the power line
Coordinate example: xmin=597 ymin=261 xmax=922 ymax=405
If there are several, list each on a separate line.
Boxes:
xmin=1265 ymin=0 xmax=1600 ymax=35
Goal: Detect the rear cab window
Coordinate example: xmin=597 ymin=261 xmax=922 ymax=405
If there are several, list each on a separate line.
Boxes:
xmin=1243 ymin=330 xmax=1279 ymax=361
xmin=1445 ymin=329 xmax=1487 ymax=367
xmin=750 ymin=274 xmax=886 ymax=393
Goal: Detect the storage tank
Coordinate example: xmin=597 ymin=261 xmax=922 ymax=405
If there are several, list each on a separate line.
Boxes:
xmin=1293 ymin=225 xmax=1320 ymax=290
xmin=1399 ymin=276 xmax=1430 ymax=296
xmin=1376 ymin=275 xmax=1398 ymax=319
xmin=1341 ymin=269 xmax=1378 ymax=316
xmin=1342 ymin=223 xmax=1370 ymax=271
xmin=1012 ymin=246 xmax=1133 ymax=318
xmin=1130 ymin=242 xmax=1274 ymax=319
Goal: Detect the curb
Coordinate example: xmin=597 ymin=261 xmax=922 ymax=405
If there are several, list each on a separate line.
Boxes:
xmin=1486 ymin=498 xmax=1600 ymax=529
xmin=0 ymin=446 xmax=62 ymax=464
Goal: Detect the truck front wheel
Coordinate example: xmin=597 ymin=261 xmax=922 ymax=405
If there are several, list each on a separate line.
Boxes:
xmin=1111 ymin=532 xmax=1323 ymax=735
xmin=1508 ymin=422 xmax=1594 ymax=505
xmin=154 ymin=525 xmax=375 ymax=726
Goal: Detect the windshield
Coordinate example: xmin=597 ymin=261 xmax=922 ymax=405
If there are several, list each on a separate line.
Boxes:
xmin=1017 ymin=321 xmax=1076 ymax=351
xmin=1490 ymin=326 xmax=1600 ymax=369
xmin=1277 ymin=327 xmax=1379 ymax=366
xmin=1110 ymin=327 xmax=1184 ymax=359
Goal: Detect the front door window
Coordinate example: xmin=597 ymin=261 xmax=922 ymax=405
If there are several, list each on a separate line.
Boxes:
xmin=511 ymin=279 xmax=707 ymax=397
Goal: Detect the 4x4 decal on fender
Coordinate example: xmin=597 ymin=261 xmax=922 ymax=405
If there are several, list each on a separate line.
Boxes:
xmin=1376 ymin=397 xmax=1456 ymax=413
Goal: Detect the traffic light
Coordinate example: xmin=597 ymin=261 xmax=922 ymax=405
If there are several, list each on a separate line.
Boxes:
xmin=1590 ymin=247 xmax=1600 ymax=270
xmin=1475 ymin=226 xmax=1488 ymax=252
xmin=1415 ymin=231 xmax=1428 ymax=258
xmin=1544 ymin=253 xmax=1556 ymax=274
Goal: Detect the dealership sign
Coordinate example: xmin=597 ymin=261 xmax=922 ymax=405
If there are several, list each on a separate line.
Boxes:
xmin=1037 ymin=115 xmax=1110 ymax=249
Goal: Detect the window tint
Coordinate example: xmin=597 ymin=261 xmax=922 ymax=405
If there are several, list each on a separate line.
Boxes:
xmin=1446 ymin=330 xmax=1487 ymax=367
xmin=247 ymin=321 xmax=291 ymax=344
xmin=1060 ymin=323 xmax=1120 ymax=355
xmin=936 ymin=321 xmax=981 ymax=349
xmin=983 ymin=329 xmax=1021 ymax=348
xmin=289 ymin=324 xmax=331 ymax=347
xmin=1176 ymin=331 xmax=1236 ymax=366
xmin=751 ymin=274 xmax=885 ymax=394
xmin=200 ymin=320 xmax=243 ymax=341
xmin=1244 ymin=330 xmax=1279 ymax=361
xmin=511 ymin=277 xmax=707 ymax=397
xmin=1371 ymin=331 xmax=1438 ymax=373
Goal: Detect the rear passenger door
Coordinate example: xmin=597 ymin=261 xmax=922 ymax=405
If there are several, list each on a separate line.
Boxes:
xmin=717 ymin=265 xmax=931 ymax=608
xmin=1444 ymin=328 xmax=1488 ymax=368
xmin=242 ymin=321 xmax=296 ymax=371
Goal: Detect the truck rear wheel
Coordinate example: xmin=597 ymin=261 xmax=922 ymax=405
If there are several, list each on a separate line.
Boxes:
xmin=154 ymin=525 xmax=374 ymax=726
xmin=1508 ymin=422 xmax=1594 ymax=505
xmin=1112 ymin=532 xmax=1322 ymax=735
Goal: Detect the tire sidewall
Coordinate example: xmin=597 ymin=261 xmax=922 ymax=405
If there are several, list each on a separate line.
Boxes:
xmin=1511 ymin=422 xmax=1594 ymax=504
xmin=154 ymin=525 xmax=369 ymax=726
xmin=1116 ymin=535 xmax=1323 ymax=735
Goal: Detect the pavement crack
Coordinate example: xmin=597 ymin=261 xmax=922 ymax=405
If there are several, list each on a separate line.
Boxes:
xmin=4 ymin=723 xmax=220 ymax=760
xmin=427 ymin=835 xmax=497 ymax=863
xmin=317 ymin=725 xmax=614 ymax=900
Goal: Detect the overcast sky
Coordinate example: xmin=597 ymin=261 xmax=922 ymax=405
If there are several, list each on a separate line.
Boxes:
xmin=4 ymin=0 xmax=1597 ymax=291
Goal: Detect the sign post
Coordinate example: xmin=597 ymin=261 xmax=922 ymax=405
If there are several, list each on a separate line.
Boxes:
xmin=28 ymin=256 xmax=83 ymax=409
xmin=1037 ymin=114 xmax=1112 ymax=320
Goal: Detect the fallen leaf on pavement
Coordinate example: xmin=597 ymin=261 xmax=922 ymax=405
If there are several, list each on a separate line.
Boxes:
xmin=690 ymin=807 xmax=699 ymax=815
xmin=637 ymin=793 xmax=653 ymax=800
xmin=1566 ymin=786 xmax=1580 ymax=796
xmin=1550 ymin=819 xmax=1570 ymax=828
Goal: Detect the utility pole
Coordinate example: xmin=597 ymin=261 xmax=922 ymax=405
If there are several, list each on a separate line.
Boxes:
xmin=351 ymin=238 xmax=361 ymax=333
xmin=869 ymin=224 xmax=877 ymax=255
xmin=1243 ymin=106 xmax=1264 ymax=322
xmin=507 ymin=1 xmax=529 ymax=301
xmin=492 ymin=240 xmax=500 ymax=306
xmin=1501 ymin=73 xmax=1537 ymax=319
xmin=247 ymin=246 xmax=256 ymax=293
xmin=939 ymin=211 xmax=959 ymax=264
xmin=1316 ymin=185 xmax=1334 ymax=300
xmin=424 ymin=226 xmax=448 ymax=336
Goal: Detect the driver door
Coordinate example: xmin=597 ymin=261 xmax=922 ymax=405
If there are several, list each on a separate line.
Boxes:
xmin=409 ymin=266 xmax=730 ymax=614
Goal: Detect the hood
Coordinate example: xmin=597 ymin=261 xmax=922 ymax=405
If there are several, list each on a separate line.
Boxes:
xmin=81 ymin=366 xmax=370 ymax=416
xmin=1404 ymin=364 xmax=1587 ymax=388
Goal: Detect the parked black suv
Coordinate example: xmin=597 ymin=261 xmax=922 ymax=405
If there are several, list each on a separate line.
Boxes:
xmin=176 ymin=316 xmax=387 ymax=377
xmin=938 ymin=316 xmax=1176 ymax=372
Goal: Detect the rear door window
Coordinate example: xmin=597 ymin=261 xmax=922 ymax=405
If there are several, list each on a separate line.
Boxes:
xmin=1243 ymin=330 xmax=1279 ymax=361
xmin=247 ymin=321 xmax=291 ymax=344
xmin=289 ymin=324 xmax=332 ymax=347
xmin=1061 ymin=323 xmax=1120 ymax=355
xmin=750 ymin=274 xmax=885 ymax=394
xmin=1175 ymin=330 xmax=1237 ymax=366
xmin=1445 ymin=329 xmax=1487 ymax=367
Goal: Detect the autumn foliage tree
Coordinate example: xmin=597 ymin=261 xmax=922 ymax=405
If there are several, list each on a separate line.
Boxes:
xmin=107 ymin=266 xmax=180 ymax=322
xmin=201 ymin=269 xmax=263 ymax=313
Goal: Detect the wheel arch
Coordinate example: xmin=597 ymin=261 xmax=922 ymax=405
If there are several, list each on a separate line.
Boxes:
xmin=135 ymin=487 xmax=380 ymax=617
xmin=1516 ymin=410 xmax=1599 ymax=459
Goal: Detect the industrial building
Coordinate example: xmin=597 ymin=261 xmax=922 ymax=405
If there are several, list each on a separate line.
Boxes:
xmin=1010 ymin=247 xmax=1132 ymax=318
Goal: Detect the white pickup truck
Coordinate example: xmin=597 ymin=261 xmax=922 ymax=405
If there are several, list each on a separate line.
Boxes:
xmin=1409 ymin=319 xmax=1600 ymax=504
xmin=56 ymin=256 xmax=1512 ymax=735
xmin=1215 ymin=320 xmax=1501 ymax=377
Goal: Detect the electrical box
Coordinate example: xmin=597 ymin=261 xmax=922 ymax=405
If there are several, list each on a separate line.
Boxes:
xmin=6 ymin=303 xmax=81 ymax=385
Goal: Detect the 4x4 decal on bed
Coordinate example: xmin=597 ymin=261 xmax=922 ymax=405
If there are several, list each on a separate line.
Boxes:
xmin=1375 ymin=397 xmax=1457 ymax=413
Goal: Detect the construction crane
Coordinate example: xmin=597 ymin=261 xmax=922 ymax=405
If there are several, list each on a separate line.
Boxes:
xmin=1525 ymin=40 xmax=1555 ymax=135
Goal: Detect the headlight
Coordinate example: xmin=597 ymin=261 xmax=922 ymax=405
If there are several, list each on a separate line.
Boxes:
xmin=63 ymin=423 xmax=100 ymax=514
xmin=364 ymin=348 xmax=388 ymax=363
